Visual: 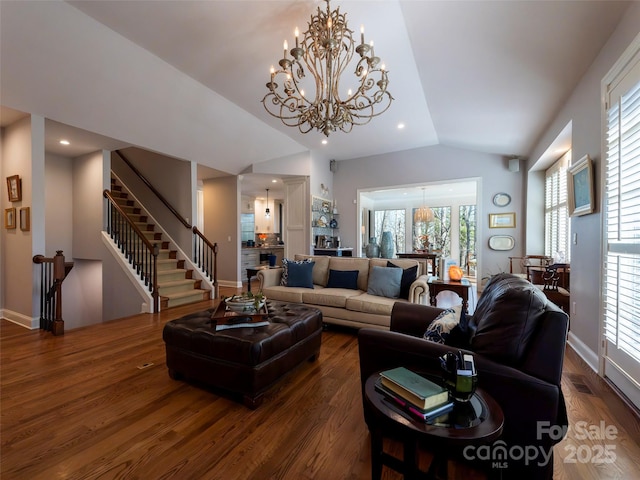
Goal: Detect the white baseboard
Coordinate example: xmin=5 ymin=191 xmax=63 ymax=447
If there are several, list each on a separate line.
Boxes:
xmin=567 ymin=331 xmax=598 ymax=373
xmin=218 ymin=279 xmax=242 ymax=289
xmin=1 ymin=309 xmax=38 ymax=329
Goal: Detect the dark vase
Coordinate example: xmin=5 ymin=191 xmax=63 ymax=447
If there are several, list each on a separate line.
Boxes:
xmin=380 ymin=231 xmax=395 ymax=259
xmin=365 ymin=237 xmax=380 ymax=258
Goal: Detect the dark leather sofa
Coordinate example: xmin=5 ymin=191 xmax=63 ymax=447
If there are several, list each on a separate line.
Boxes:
xmin=358 ymin=273 xmax=569 ymax=479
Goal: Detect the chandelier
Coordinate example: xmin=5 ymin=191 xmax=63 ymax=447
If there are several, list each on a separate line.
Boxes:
xmin=262 ymin=0 xmax=393 ymax=136
xmin=414 ymin=188 xmax=433 ymax=224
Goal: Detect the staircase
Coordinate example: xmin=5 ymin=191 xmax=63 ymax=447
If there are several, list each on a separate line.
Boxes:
xmin=110 ymin=178 xmax=211 ymax=309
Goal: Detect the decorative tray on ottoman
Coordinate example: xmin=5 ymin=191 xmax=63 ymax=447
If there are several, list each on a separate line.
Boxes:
xmin=210 ymin=296 xmax=269 ymax=331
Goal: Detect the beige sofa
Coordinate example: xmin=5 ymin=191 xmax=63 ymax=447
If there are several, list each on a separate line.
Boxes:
xmin=257 ymin=255 xmax=429 ymax=330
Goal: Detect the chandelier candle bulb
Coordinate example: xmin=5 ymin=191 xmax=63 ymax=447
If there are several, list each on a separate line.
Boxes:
xmin=295 ymin=27 xmax=299 ymax=48
xmin=360 ymin=25 xmax=365 ymax=45
xmin=283 ymin=40 xmax=288 ymax=58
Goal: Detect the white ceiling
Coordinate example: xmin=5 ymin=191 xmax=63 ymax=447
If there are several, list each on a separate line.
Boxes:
xmin=65 ymin=0 xmax=628 ymax=159
xmin=1 ymin=1 xmax=631 ymax=199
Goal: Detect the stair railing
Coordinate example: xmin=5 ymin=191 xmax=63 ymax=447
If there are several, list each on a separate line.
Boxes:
xmin=114 ymin=149 xmax=218 ymax=296
xmin=33 ymin=251 xmax=74 ymax=335
xmin=193 ymin=226 xmax=219 ymax=298
xmin=104 ymin=190 xmax=160 ymax=312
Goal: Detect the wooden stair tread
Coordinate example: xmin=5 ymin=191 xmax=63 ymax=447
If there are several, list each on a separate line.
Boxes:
xmin=160 ymin=289 xmax=209 ymax=300
xmin=157 ymin=279 xmax=196 ymax=287
xmin=111 ymin=176 xmax=210 ymax=310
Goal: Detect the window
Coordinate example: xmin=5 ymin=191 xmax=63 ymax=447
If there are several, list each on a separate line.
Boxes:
xmin=545 ymin=151 xmax=571 ymax=263
xmin=602 ymin=42 xmax=640 ymax=409
xmin=459 ymin=205 xmax=477 ymax=275
xmin=373 ymin=209 xmax=405 ymax=255
xmin=411 ymin=207 xmax=451 ymax=257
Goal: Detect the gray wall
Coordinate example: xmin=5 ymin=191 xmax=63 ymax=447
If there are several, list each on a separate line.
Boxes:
xmin=526 ymin=2 xmax=640 ymax=363
xmin=334 ymin=144 xmax=525 ymax=281
xmin=203 ymin=176 xmax=241 ymax=288
xmin=111 ymin=149 xmax=194 ymax=256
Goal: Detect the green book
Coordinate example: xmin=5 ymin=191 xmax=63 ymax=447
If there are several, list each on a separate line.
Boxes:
xmin=379 ymin=367 xmax=449 ymax=410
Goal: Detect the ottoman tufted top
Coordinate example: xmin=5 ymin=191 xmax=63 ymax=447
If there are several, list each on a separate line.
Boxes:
xmin=162 ymin=301 xmax=323 ymax=366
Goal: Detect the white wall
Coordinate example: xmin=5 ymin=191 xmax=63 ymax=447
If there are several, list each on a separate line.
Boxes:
xmin=334 ymin=144 xmax=524 ymax=280
xmin=526 ymin=2 xmax=640 ymax=361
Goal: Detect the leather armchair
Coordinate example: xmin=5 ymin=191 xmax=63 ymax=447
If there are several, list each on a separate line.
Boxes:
xmin=358 ymin=273 xmax=569 ymax=479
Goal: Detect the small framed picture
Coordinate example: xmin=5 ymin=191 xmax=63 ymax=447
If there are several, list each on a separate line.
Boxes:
xmin=489 ymin=212 xmax=516 ymax=228
xmin=5 ymin=208 xmax=16 ymax=229
xmin=20 ymin=207 xmax=30 ymax=231
xmin=6 ymin=175 xmax=22 ymax=202
xmin=568 ymin=154 xmax=594 ymax=216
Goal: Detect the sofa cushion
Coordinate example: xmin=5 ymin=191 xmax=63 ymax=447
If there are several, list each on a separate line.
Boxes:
xmin=470 ymin=273 xmax=547 ymax=366
xmin=294 ymin=254 xmax=331 ymax=286
xmin=286 ymin=260 xmax=315 ymax=288
xmin=387 ymin=261 xmax=419 ymax=299
xmin=281 ymin=258 xmax=314 ymax=286
xmin=345 ymin=293 xmax=399 ymax=316
xmin=302 ymin=287 xmax=362 ymax=308
xmin=261 ymin=285 xmax=305 ymax=303
xmin=367 ymin=266 xmax=402 ymax=298
xmin=326 ymin=269 xmax=359 ymax=289
xmin=329 ymin=257 xmax=371 ymax=291
xmin=423 ymin=305 xmax=463 ymax=344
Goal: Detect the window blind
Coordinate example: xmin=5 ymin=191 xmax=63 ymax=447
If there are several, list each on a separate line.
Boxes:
xmin=603 ymin=43 xmax=640 ymax=409
xmin=545 ymin=151 xmax=570 ymax=262
xmin=604 ymin=76 xmax=640 ymax=366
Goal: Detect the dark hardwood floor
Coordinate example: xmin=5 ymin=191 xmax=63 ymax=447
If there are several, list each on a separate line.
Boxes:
xmin=1 ymin=284 xmax=639 ymax=479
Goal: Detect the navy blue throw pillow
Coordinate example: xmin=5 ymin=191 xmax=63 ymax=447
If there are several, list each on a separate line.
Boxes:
xmin=286 ymin=261 xmax=315 ymax=288
xmin=387 ymin=261 xmax=419 ymax=299
xmin=326 ymin=269 xmax=359 ymax=289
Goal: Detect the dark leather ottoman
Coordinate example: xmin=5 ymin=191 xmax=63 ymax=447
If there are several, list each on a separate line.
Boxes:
xmin=162 ymin=300 xmax=323 ymax=408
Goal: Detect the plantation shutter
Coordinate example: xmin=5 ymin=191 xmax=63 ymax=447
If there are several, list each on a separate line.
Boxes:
xmin=603 ymin=48 xmax=640 ymax=409
xmin=545 ymin=151 xmax=570 ymax=262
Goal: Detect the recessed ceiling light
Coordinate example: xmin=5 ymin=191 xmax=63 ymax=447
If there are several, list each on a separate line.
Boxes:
xmin=397 ymin=123 xmax=405 ymax=130
xmin=59 ymin=139 xmax=70 ymax=145
xmin=322 ymin=139 xmax=328 ymax=145
xmin=271 ymin=179 xmax=278 ymax=183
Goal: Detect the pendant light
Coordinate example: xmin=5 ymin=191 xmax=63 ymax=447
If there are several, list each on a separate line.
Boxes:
xmin=265 ymin=189 xmax=271 ymax=219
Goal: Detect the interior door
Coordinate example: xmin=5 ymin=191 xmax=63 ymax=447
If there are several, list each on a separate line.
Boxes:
xmin=283 ymin=176 xmax=310 ymax=258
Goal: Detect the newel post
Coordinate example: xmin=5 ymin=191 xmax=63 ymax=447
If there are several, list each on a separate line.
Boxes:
xmin=52 ymin=250 xmax=65 ymax=335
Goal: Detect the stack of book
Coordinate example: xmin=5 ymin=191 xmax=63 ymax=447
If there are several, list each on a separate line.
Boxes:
xmin=376 ymin=367 xmax=453 ymax=422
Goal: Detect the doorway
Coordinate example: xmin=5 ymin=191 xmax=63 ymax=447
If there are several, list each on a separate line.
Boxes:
xmin=358 ymin=179 xmax=479 ymax=280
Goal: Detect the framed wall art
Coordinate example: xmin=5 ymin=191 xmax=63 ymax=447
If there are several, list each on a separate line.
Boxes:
xmin=489 ymin=212 xmax=516 ymax=228
xmin=6 ymin=175 xmax=22 ymax=202
xmin=568 ymin=154 xmax=594 ymax=216
xmin=20 ymin=207 xmax=30 ymax=231
xmin=5 ymin=208 xmax=16 ymax=229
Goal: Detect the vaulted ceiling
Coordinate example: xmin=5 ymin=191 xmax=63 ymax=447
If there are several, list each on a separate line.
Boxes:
xmin=65 ymin=0 xmax=629 ymax=159
xmin=1 ymin=0 xmax=631 ymax=195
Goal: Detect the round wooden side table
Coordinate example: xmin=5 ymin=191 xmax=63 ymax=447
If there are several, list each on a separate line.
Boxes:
xmin=365 ymin=372 xmax=504 ymax=479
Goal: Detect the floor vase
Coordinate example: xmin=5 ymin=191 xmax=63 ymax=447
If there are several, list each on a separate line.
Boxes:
xmin=380 ymin=231 xmax=395 ymax=259
xmin=365 ymin=237 xmax=380 ymax=258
